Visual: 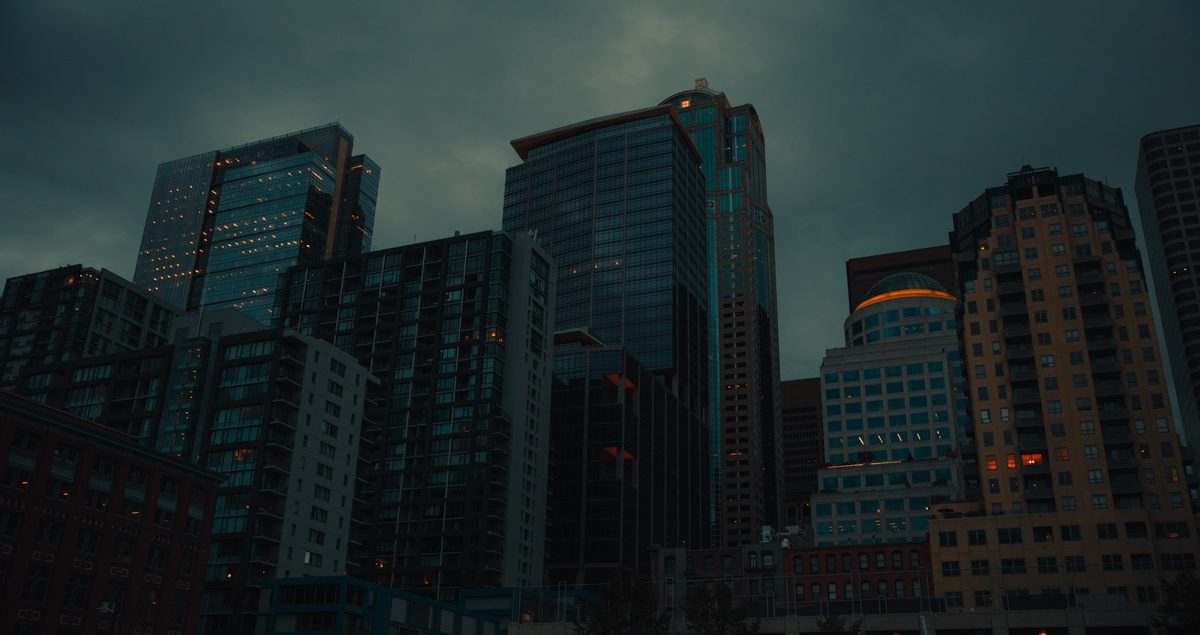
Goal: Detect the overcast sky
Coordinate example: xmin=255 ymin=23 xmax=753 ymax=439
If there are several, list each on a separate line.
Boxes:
xmin=1 ymin=1 xmax=1197 ymax=379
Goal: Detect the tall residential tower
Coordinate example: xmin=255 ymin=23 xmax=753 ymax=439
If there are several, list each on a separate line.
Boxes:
xmin=274 ymin=231 xmax=555 ymax=597
xmin=931 ymin=166 xmax=1200 ymax=612
xmin=662 ymin=79 xmax=783 ymax=546
xmin=133 ymin=124 xmax=379 ymax=324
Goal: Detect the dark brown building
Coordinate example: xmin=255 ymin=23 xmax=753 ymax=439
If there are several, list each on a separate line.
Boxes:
xmin=10 ymin=315 xmax=376 ymax=634
xmin=651 ymin=539 xmax=933 ymax=619
xmin=0 ymin=390 xmax=219 ymax=635
xmin=779 ymin=378 xmax=822 ymax=526
xmin=845 ymin=245 xmax=954 ymax=313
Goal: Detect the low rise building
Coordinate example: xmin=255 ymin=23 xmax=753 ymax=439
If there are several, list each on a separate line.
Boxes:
xmin=0 ymin=391 xmax=220 ymax=634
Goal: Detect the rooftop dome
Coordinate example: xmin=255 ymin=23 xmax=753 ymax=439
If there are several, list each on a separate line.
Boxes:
xmin=855 ymin=272 xmax=955 ymax=312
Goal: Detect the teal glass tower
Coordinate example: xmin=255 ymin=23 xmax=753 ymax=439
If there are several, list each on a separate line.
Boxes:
xmin=133 ymin=124 xmax=379 ymax=324
xmin=502 ymin=105 xmax=712 ymax=581
xmin=662 ymin=79 xmax=783 ymax=546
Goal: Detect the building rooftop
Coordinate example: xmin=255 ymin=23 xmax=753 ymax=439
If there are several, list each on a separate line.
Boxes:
xmin=509 ymin=104 xmax=702 ymax=163
xmin=854 ymin=272 xmax=954 ymax=312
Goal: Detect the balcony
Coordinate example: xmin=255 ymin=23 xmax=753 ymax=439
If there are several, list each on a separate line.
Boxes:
xmin=1007 ymin=346 xmax=1035 ymax=362
xmin=273 ymin=390 xmax=301 ymax=408
xmin=1099 ymin=408 xmax=1131 ymax=423
xmin=1010 ymin=367 xmax=1038 ymax=383
xmin=1101 ymin=430 xmax=1133 ymax=446
xmin=1090 ymin=357 xmax=1120 ymax=375
xmin=1094 ymin=382 xmax=1125 ymax=398
xmin=1073 ymin=253 xmax=1101 ymax=266
xmin=1018 ymin=436 xmax=1048 ymax=452
xmin=1024 ymin=485 xmax=1055 ymax=500
xmin=1003 ymin=323 xmax=1031 ymax=339
xmin=998 ymin=281 xmax=1025 ymax=297
xmin=1012 ymin=389 xmax=1041 ymax=406
xmin=262 ymin=456 xmax=292 ymax=474
xmin=1080 ymin=293 xmax=1109 ymax=308
xmin=1075 ymin=270 xmax=1104 ymax=285
xmin=995 ymin=261 xmax=1022 ymax=275
xmin=255 ymin=503 xmax=284 ymax=520
xmin=1000 ymin=303 xmax=1029 ymax=318
xmin=1087 ymin=337 xmax=1117 ymax=352
xmin=279 ymin=348 xmax=306 ymax=367
xmin=259 ymin=477 xmax=288 ymax=498
xmin=1015 ymin=416 xmax=1045 ymax=430
xmin=1106 ymin=455 xmax=1137 ymax=470
xmin=1083 ymin=315 xmax=1113 ymax=330
xmin=265 ymin=431 xmax=294 ymax=450
xmin=1111 ymin=480 xmax=1144 ymax=495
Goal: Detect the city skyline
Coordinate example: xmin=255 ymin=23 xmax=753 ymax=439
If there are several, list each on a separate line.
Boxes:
xmin=3 ymin=2 xmax=1198 ymax=379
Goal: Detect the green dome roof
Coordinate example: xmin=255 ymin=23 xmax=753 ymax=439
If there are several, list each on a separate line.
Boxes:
xmin=864 ymin=272 xmax=948 ymax=299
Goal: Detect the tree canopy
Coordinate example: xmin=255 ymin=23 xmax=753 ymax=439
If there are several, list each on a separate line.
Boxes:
xmin=573 ymin=576 xmax=668 ymax=635
xmin=683 ymin=583 xmax=759 ymax=635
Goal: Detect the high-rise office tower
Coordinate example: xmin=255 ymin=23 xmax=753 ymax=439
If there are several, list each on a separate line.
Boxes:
xmin=662 ymin=79 xmax=783 ymax=545
xmin=274 ymin=231 xmax=554 ymax=596
xmin=931 ymin=166 xmax=1200 ymax=612
xmin=502 ymin=105 xmax=711 ymax=580
xmin=778 ymin=378 xmax=822 ymax=526
xmin=812 ymin=273 xmax=969 ymax=545
xmin=133 ymin=124 xmax=379 ymax=324
xmin=13 ymin=315 xmax=374 ymax=634
xmin=1135 ymin=124 xmax=1200 ymax=452
xmin=845 ymin=245 xmax=955 ymax=314
xmin=0 ymin=265 xmax=179 ymax=388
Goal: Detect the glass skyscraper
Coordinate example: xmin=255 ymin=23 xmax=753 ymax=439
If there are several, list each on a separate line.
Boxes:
xmin=662 ymin=79 xmax=782 ymax=545
xmin=133 ymin=124 xmax=379 ymax=324
xmin=502 ymin=105 xmax=711 ymax=581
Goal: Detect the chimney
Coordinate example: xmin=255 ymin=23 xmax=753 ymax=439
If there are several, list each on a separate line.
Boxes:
xmin=694 ymin=77 xmax=708 ymax=89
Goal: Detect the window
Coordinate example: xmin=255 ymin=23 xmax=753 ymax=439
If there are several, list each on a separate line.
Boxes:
xmin=938 ymin=531 xmax=958 ymax=547
xmin=1001 ymin=559 xmax=1027 ymax=574
xmin=942 ymin=561 xmax=962 ymax=577
xmin=998 ymin=528 xmax=1022 ymax=544
xmin=21 ymin=565 xmax=50 ymax=602
xmin=975 ymin=590 xmax=993 ymax=607
xmin=1097 ymin=523 xmax=1118 ymax=539
xmin=1101 ymin=554 xmax=1123 ymax=571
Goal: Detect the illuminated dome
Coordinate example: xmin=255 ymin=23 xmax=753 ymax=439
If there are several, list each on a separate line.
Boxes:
xmin=855 ymin=272 xmax=955 ymax=312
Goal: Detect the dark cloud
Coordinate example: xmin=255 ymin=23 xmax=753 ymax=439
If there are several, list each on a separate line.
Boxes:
xmin=2 ymin=1 xmax=1198 ymax=379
